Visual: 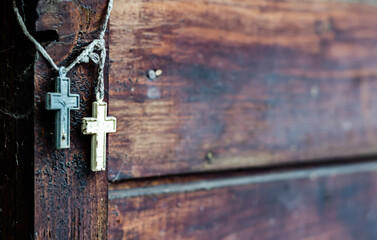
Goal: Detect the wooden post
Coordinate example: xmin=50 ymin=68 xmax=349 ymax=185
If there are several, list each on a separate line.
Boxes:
xmin=34 ymin=0 xmax=109 ymax=238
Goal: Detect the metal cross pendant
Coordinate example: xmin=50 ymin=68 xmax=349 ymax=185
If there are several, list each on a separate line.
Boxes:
xmin=46 ymin=68 xmax=80 ymax=149
xmin=82 ymin=101 xmax=116 ymax=171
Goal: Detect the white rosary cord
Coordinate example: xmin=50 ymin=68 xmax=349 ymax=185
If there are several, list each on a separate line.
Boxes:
xmin=12 ymin=0 xmax=113 ymax=102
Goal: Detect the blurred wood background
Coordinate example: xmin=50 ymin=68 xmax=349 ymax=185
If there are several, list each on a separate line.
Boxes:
xmin=108 ymin=0 xmax=377 ymax=180
xmin=108 ymin=0 xmax=377 ymax=239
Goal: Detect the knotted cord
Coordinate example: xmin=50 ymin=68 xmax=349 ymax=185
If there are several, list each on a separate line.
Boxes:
xmin=12 ymin=0 xmax=113 ymax=101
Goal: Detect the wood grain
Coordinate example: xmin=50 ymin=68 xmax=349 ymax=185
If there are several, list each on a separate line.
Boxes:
xmin=108 ymin=0 xmax=377 ymax=180
xmin=34 ymin=0 xmax=110 ymax=239
xmin=0 ymin=0 xmax=36 ymax=239
xmin=109 ymin=163 xmax=377 ymax=240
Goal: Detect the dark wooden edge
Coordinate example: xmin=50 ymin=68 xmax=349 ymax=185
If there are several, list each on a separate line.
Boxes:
xmin=0 ymin=0 xmax=37 ymax=239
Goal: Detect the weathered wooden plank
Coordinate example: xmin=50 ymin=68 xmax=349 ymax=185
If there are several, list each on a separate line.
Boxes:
xmin=33 ymin=0 xmax=110 ymax=239
xmin=0 ymin=0 xmax=36 ymax=239
xmin=108 ymin=0 xmax=377 ymax=180
xmin=109 ymin=162 xmax=377 ymax=239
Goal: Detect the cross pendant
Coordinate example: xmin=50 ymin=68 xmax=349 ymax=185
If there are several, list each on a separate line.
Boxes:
xmin=82 ymin=101 xmax=116 ymax=171
xmin=46 ymin=73 xmax=80 ymax=149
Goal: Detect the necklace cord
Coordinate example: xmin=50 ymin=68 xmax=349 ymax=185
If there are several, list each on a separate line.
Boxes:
xmin=12 ymin=0 xmax=113 ymax=101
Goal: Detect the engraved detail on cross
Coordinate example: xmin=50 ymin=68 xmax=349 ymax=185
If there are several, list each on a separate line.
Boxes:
xmin=82 ymin=101 xmax=116 ymax=171
xmin=46 ymin=75 xmax=80 ymax=149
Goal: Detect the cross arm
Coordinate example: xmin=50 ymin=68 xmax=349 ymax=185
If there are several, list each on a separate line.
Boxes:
xmin=105 ymin=116 xmax=117 ymax=133
xmin=82 ymin=117 xmax=99 ymax=135
xmin=45 ymin=93 xmax=62 ymax=110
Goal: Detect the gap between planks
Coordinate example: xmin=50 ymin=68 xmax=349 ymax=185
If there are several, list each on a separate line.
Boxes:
xmin=109 ymin=161 xmax=377 ymax=199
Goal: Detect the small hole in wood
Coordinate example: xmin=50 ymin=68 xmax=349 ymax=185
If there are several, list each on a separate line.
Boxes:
xmin=35 ymin=30 xmax=59 ymax=44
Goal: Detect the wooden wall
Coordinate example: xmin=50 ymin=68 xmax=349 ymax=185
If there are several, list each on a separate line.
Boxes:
xmin=107 ymin=0 xmax=377 ymax=239
xmin=108 ymin=0 xmax=377 ymax=180
xmin=109 ymin=163 xmax=377 ymax=240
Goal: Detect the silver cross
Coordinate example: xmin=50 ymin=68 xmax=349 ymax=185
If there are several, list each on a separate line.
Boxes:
xmin=46 ymin=68 xmax=80 ymax=149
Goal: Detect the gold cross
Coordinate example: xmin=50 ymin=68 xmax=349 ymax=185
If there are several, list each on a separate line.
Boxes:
xmin=82 ymin=101 xmax=116 ymax=171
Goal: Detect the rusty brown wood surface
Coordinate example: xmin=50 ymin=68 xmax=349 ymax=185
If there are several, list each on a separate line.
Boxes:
xmin=33 ymin=0 xmax=110 ymax=239
xmin=108 ymin=0 xmax=377 ymax=180
xmin=108 ymin=162 xmax=377 ymax=240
